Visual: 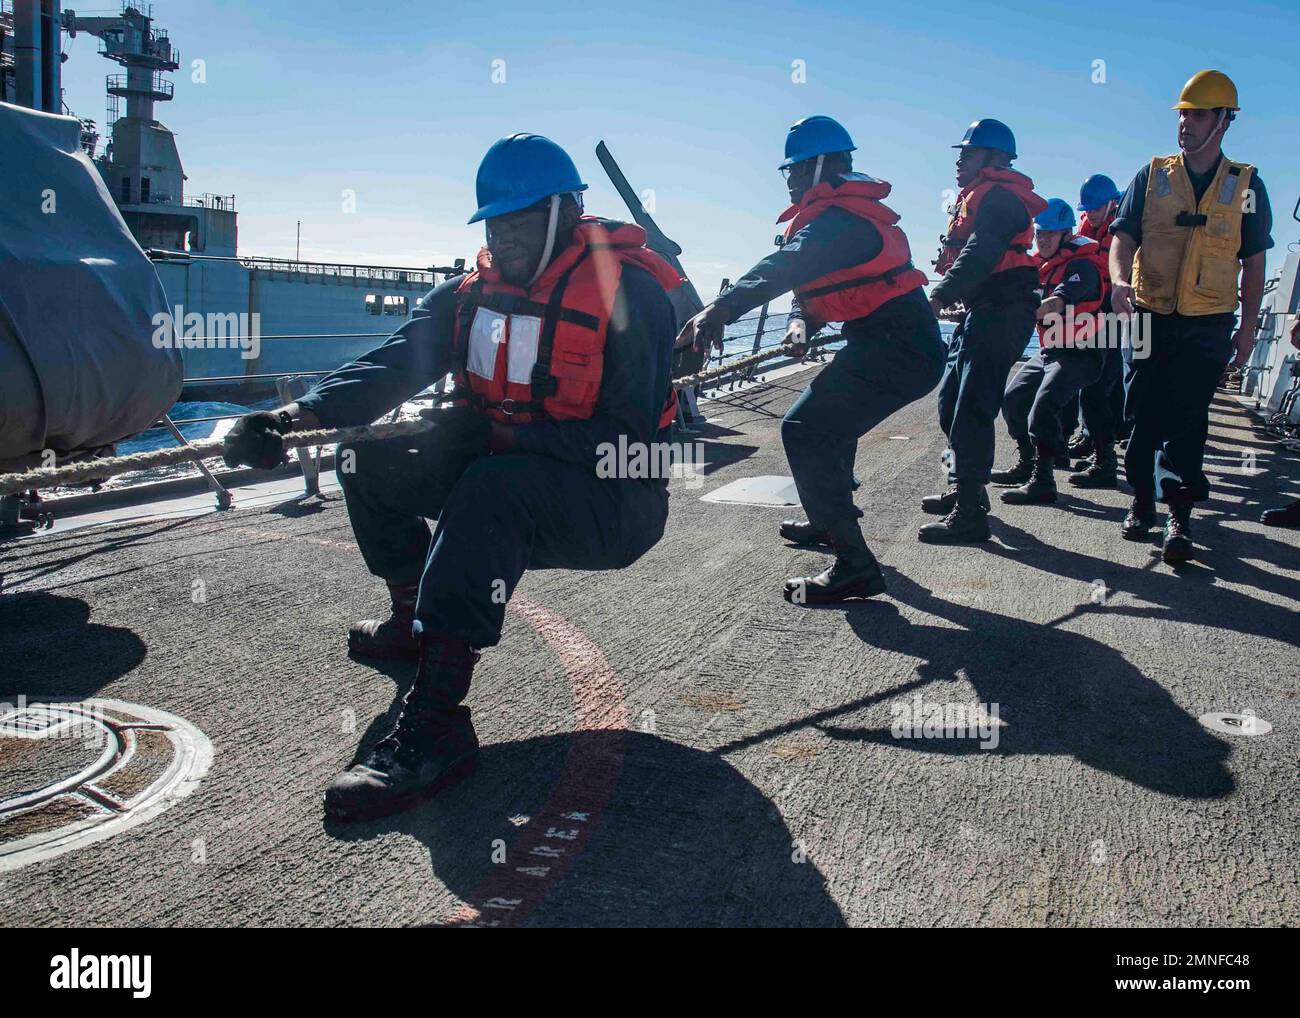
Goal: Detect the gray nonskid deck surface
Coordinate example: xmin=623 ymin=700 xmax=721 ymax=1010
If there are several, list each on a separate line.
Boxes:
xmin=1 ymin=365 xmax=1297 ymax=927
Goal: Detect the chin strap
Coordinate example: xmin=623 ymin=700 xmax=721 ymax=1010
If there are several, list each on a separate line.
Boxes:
xmin=1185 ymin=109 xmax=1227 ymax=157
xmin=528 ymin=194 xmax=562 ymax=286
xmin=811 ymin=154 xmax=825 ymax=188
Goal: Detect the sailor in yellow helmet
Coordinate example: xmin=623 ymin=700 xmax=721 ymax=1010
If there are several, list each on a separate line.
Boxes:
xmin=1109 ymin=70 xmax=1273 ymax=565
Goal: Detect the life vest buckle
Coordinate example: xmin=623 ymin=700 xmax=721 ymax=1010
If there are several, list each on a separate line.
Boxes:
xmin=1175 ymin=211 xmax=1208 ymax=227
xmin=529 ymin=363 xmax=559 ymax=397
xmin=498 ymin=398 xmax=515 ymax=417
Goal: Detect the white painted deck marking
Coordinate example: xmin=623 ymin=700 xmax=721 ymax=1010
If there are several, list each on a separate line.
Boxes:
xmin=0 ymin=699 xmax=213 ymax=872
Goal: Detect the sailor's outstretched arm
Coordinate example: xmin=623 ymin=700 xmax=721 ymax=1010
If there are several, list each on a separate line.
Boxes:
xmin=677 ymin=209 xmax=881 ymax=349
xmin=289 ymin=277 xmax=461 ymax=428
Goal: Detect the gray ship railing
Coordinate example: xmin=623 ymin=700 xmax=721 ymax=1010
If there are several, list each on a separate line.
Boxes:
xmin=147 ymin=249 xmax=460 ymax=287
xmin=185 ymin=193 xmax=236 ymax=211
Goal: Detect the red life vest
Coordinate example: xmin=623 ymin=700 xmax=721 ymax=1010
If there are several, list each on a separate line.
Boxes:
xmin=1035 ymin=235 xmax=1109 ymax=349
xmin=776 ymin=174 xmax=928 ymax=324
xmin=452 ymin=217 xmax=682 ymax=427
xmin=934 ymin=167 xmax=1048 ymax=277
xmin=1077 ymin=206 xmax=1116 ymax=257
xmin=1076 ymin=206 xmax=1115 ymax=311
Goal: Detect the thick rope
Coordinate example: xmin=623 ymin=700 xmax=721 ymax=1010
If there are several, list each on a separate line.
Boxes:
xmin=0 ymin=419 xmax=437 ymax=496
xmin=0 ymin=340 xmax=824 ymax=496
xmin=676 ymin=337 xmax=827 ymax=388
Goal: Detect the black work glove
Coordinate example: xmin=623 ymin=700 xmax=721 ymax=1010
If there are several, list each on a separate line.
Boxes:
xmin=417 ymin=405 xmax=491 ymax=457
xmin=222 ymin=411 xmax=289 ymax=469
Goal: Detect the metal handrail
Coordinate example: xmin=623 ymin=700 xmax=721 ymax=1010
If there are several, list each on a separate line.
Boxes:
xmin=105 ymin=72 xmax=173 ymax=99
xmin=183 ymin=369 xmax=334 ymax=384
xmin=148 ymin=249 xmax=458 ymax=275
xmin=246 ymin=333 xmax=392 ymax=342
xmin=185 ymin=194 xmax=236 ymax=211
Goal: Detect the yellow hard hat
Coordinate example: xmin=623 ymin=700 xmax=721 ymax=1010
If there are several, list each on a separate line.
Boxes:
xmin=1172 ymin=70 xmax=1239 ymax=111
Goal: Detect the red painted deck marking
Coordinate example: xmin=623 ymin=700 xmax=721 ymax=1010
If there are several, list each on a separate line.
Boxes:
xmin=441 ymin=596 xmax=628 ymax=928
xmin=266 ymin=526 xmax=630 ymax=925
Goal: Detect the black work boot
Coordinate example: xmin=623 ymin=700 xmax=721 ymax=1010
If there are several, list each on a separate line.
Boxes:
xmin=918 ymin=482 xmax=992 ymax=544
xmin=921 ymin=484 xmax=990 ymax=515
xmin=778 ymin=519 xmax=832 ymax=548
xmin=1068 ymin=442 xmax=1118 ymax=488
xmin=348 ymin=582 xmax=420 ymax=660
xmin=1162 ymin=499 xmax=1195 ymax=565
xmin=325 ymin=636 xmax=481 ymax=821
xmin=1067 ymin=432 xmax=1094 ymax=460
xmin=783 ymin=519 xmax=886 ymax=604
xmin=991 ymin=439 xmax=1035 ymax=485
xmin=1261 ymin=498 xmax=1300 ymax=528
xmin=1121 ymin=495 xmax=1158 ymax=541
xmin=1001 ymin=446 xmax=1058 ymax=505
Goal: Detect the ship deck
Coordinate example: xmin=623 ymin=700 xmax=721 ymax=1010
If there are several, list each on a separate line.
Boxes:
xmin=2 ymin=363 xmax=1298 ymax=927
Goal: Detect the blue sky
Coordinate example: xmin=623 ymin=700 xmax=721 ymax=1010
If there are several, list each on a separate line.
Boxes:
xmin=59 ymin=0 xmax=1300 ymax=309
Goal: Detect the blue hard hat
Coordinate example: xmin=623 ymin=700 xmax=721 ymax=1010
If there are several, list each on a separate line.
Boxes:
xmin=780 ymin=115 xmax=856 ymax=168
xmin=1076 ymin=173 xmax=1122 ymax=211
xmin=953 ymin=118 xmax=1017 ymax=159
xmin=1035 ymin=197 xmax=1076 ymax=232
xmin=468 ymin=133 xmax=588 ymax=224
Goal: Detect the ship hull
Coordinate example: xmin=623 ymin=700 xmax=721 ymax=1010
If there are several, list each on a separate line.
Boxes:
xmin=154 ymin=258 xmax=435 ymax=401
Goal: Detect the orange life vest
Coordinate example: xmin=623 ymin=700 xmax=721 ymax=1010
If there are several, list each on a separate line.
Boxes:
xmin=1035 ymin=235 xmax=1109 ymax=349
xmin=452 ymin=217 xmax=682 ymax=427
xmin=1076 ymin=206 xmax=1116 ymax=311
xmin=934 ymin=167 xmax=1048 ymax=277
xmin=1077 ymin=206 xmax=1116 ymax=257
xmin=776 ymin=174 xmax=928 ymax=324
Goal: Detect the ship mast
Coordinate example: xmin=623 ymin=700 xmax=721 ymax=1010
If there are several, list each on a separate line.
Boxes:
xmin=63 ymin=3 xmax=179 ymax=204
xmin=60 ymin=3 xmax=236 ymax=255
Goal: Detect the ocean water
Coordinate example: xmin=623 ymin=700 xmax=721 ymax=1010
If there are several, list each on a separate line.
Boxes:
xmin=118 ymin=401 xmax=267 ymax=454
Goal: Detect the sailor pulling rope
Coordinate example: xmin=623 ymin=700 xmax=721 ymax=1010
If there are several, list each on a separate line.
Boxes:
xmin=0 ymin=338 xmax=827 ymax=496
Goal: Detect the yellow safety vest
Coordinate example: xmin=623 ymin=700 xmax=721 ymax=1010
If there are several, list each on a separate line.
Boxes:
xmin=1132 ymin=154 xmax=1253 ymax=316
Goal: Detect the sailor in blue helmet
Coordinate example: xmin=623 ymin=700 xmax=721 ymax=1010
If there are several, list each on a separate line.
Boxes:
xmin=676 ymin=116 xmax=943 ymax=603
xmin=223 ymin=134 xmax=682 ymax=820
xmin=1062 ymin=172 xmax=1128 ymax=488
xmin=919 ymin=118 xmax=1048 ymax=544
xmin=990 ymin=198 xmax=1109 ymax=506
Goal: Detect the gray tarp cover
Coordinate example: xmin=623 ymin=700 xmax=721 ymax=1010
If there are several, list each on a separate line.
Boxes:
xmin=0 ymin=101 xmax=181 ymax=463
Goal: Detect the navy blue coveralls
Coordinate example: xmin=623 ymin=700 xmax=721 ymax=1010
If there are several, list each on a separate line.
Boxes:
xmin=929 ymin=187 xmax=1040 ymax=484
xmin=1060 ymin=341 xmax=1126 ymax=446
xmin=296 ymin=265 xmax=677 ymax=648
xmin=1112 ymin=158 xmax=1273 ymax=505
xmin=1001 ymin=254 xmax=1106 ymax=455
xmin=710 ymin=183 xmax=944 ymax=528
